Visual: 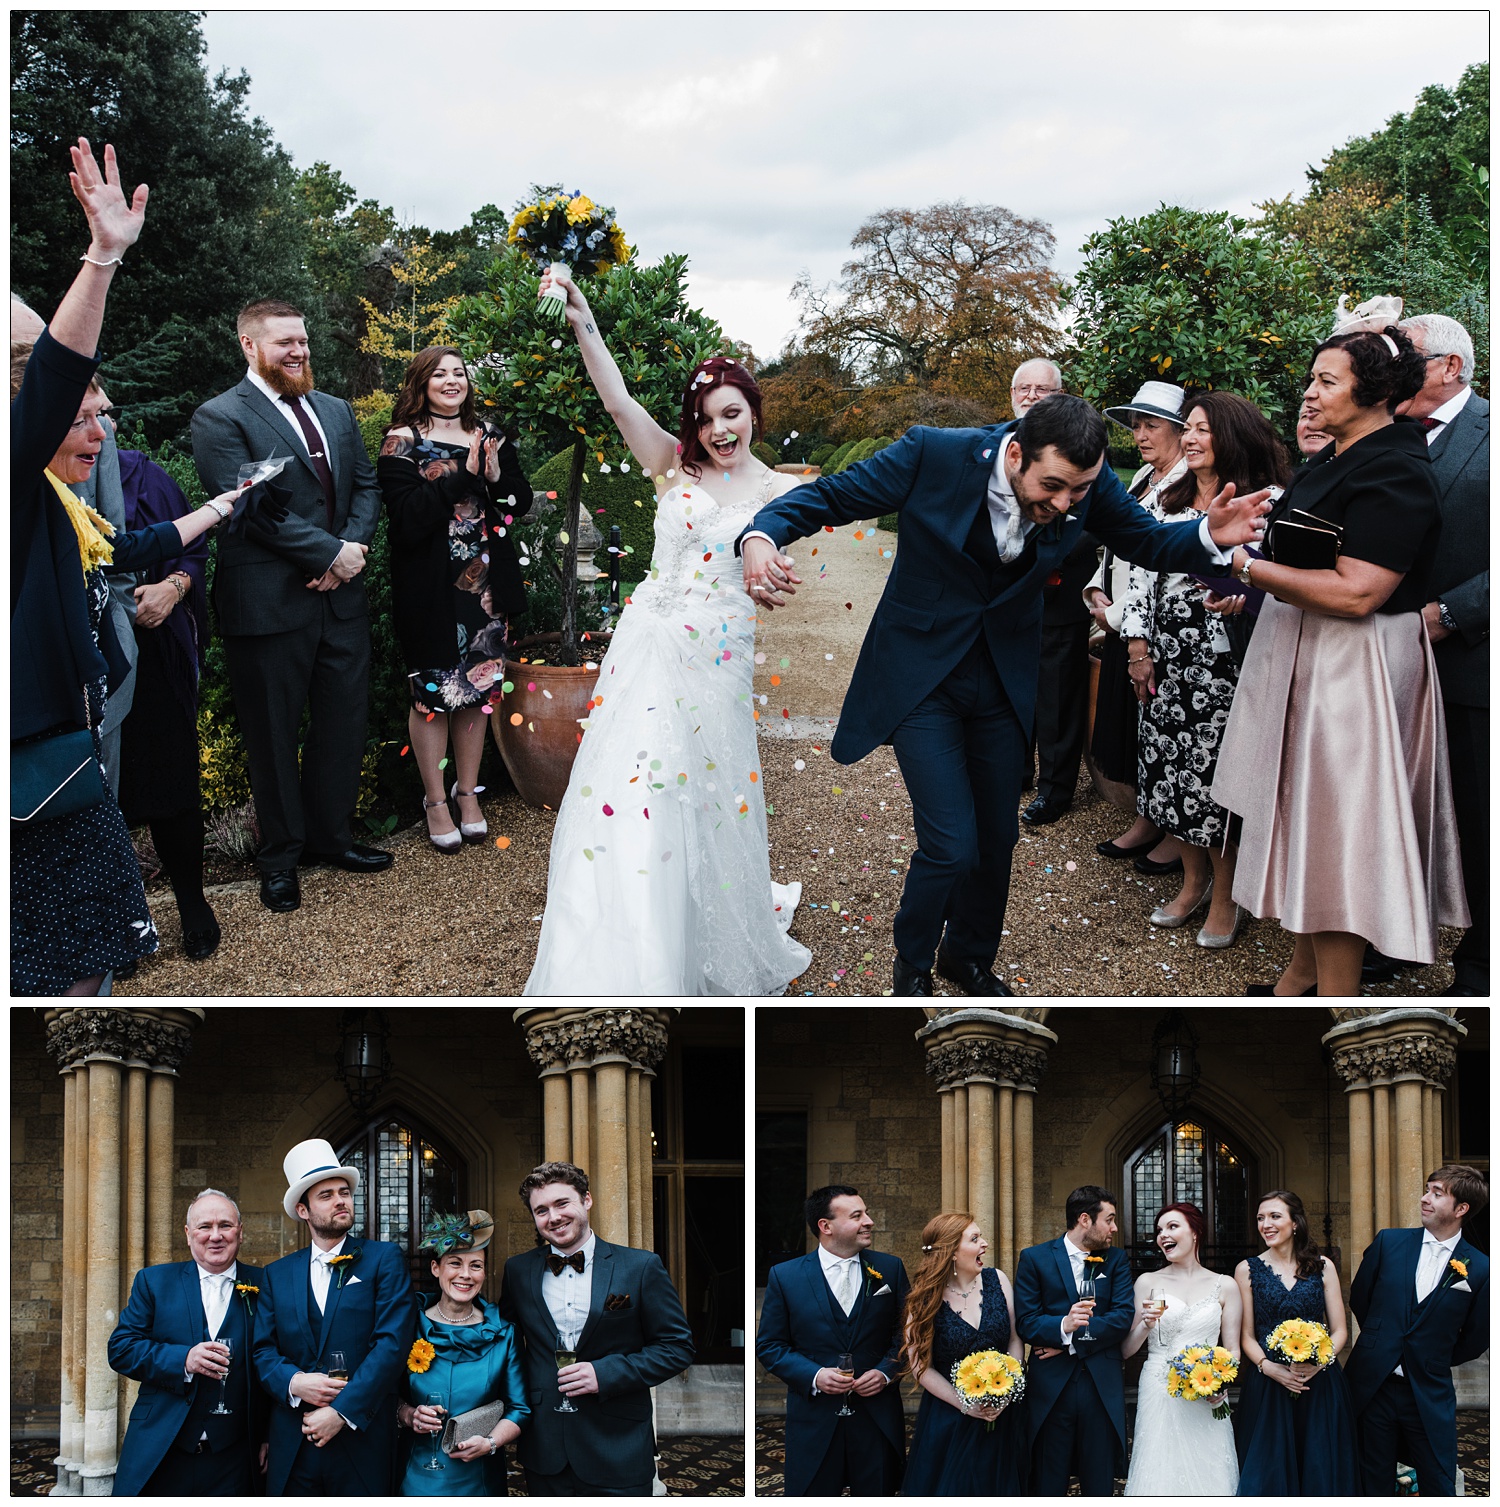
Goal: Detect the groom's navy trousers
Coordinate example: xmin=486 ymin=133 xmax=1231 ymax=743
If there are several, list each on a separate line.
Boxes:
xmin=745 ymin=422 xmax=1220 ymax=967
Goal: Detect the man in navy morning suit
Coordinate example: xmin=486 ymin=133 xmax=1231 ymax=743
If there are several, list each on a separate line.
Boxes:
xmin=1013 ymin=1185 xmax=1133 ymax=1495
xmin=741 ymin=395 xmax=1271 ymax=994
xmin=498 ymin=1161 xmax=694 ymax=1495
xmin=756 ymin=1185 xmax=910 ymax=1496
xmin=109 ymin=1190 xmax=268 ymax=1495
xmin=252 ymin=1137 xmax=415 ymax=1496
xmin=1343 ymin=1163 xmax=1489 ymax=1495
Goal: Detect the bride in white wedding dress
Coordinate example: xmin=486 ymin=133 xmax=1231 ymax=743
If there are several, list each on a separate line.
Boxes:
xmin=1122 ymin=1203 xmax=1242 ymax=1496
xmin=523 ymin=267 xmax=813 ymax=995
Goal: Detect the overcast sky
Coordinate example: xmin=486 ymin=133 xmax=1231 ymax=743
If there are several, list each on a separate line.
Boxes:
xmin=201 ymin=9 xmax=1485 ymax=358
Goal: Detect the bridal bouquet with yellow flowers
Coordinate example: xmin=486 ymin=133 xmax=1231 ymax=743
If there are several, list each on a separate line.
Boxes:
xmin=1264 ymin=1317 xmax=1334 ymax=1369
xmin=950 ymin=1349 xmax=1025 ymax=1431
xmin=509 ymin=185 xmax=630 ymax=322
xmin=1165 ymin=1344 xmax=1238 ymax=1420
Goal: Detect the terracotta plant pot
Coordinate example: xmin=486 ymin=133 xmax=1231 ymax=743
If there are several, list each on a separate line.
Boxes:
xmin=495 ymin=637 xmax=610 ymax=810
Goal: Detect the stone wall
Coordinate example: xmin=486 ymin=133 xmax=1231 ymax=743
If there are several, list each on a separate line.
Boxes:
xmin=11 ymin=1011 xmax=65 ymax=1434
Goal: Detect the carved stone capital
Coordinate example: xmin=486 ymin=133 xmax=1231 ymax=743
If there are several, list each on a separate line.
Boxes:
xmin=925 ymin=1037 xmax=1050 ymax=1091
xmin=518 ymin=1008 xmax=671 ymax=1074
xmin=44 ymin=1008 xmax=199 ymax=1072
xmin=1324 ymin=1007 xmax=1465 ymax=1088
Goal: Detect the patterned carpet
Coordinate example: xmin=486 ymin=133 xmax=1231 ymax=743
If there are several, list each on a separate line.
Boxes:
xmin=755 ymin=1412 xmax=1491 ymax=1495
xmin=13 ymin=1435 xmax=744 ymax=1497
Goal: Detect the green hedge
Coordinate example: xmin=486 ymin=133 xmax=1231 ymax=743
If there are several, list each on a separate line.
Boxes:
xmin=529 ymin=447 xmax=658 ymax=584
xmin=808 ymin=443 xmax=837 ymax=468
xmin=751 ymin=440 xmax=779 ymax=467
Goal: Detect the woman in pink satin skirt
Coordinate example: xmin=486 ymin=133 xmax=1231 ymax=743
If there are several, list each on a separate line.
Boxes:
xmin=1211 ymin=325 xmax=1469 ymax=995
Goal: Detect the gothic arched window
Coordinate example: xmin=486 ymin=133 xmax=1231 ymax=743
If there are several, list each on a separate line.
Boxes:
xmin=337 ymin=1113 xmax=466 ymax=1290
xmin=1123 ymin=1116 xmax=1257 ymax=1278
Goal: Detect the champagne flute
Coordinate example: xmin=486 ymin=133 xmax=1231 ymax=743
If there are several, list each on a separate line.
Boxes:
xmin=327 ymin=1350 xmax=349 ymax=1381
xmin=1146 ymin=1287 xmax=1168 ymax=1320
xmin=835 ymin=1352 xmax=856 ymax=1417
xmin=1076 ymin=1272 xmax=1096 ymax=1340
xmin=421 ymin=1390 xmax=447 ymax=1471
xmin=209 ymin=1334 xmax=233 ymax=1415
xmin=555 ymin=1347 xmax=579 ymax=1413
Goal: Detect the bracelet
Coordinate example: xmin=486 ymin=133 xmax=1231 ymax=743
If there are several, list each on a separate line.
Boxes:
xmin=488 ymin=1437 xmax=500 ymax=1456
xmin=80 ymin=251 xmax=124 ymax=267
xmin=171 ymin=574 xmax=189 ymax=602
xmin=1127 ymin=655 xmax=1150 ymax=664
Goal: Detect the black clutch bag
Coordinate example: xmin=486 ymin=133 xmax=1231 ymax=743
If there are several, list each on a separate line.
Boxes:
xmin=1268 ymin=508 xmax=1342 ymax=570
xmin=12 ymin=728 xmax=106 ymax=824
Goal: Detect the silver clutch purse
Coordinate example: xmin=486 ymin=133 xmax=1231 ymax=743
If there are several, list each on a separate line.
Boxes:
xmin=440 ymin=1398 xmax=510 ymax=1454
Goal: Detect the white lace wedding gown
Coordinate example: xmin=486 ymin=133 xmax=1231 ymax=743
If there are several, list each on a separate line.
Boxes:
xmin=1124 ymin=1282 xmax=1240 ymax=1496
xmin=524 ymin=473 xmax=813 ymax=995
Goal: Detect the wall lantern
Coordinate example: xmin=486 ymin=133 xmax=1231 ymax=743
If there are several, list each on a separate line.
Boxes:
xmin=1150 ymin=1010 xmax=1201 ymax=1117
xmin=335 ymin=1009 xmax=392 ymax=1117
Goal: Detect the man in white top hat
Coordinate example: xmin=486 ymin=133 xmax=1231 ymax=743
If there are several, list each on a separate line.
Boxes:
xmin=109 ymin=1189 xmax=269 ymax=1494
xmin=252 ymin=1137 xmax=415 ymax=1496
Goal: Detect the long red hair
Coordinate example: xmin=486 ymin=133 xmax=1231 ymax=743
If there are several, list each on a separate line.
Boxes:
xmin=676 ymin=357 xmax=763 ymax=479
xmin=902 ymin=1211 xmax=975 ymax=1380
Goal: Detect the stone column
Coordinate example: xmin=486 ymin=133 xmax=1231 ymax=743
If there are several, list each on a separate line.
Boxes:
xmin=516 ymin=1009 xmax=673 ymax=1248
xmin=1325 ymin=1008 xmax=1465 ymax=1280
xmin=919 ymin=1009 xmax=1056 ymax=1280
xmin=45 ymin=1008 xmax=200 ymax=1496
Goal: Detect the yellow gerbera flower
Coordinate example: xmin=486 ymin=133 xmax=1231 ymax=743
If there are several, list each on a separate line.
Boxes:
xmin=566 ymin=194 xmax=596 ymax=224
xmin=407 ymin=1338 xmax=437 ymax=1374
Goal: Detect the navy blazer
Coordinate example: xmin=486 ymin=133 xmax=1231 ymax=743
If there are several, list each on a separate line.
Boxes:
xmin=1427 ymin=393 xmax=1489 ymax=706
xmin=1343 ymin=1227 xmax=1489 ymax=1481
xmin=108 ymin=1259 xmax=268 ymax=1495
xmin=251 ymin=1238 xmax=416 ymax=1497
xmin=1012 ymin=1238 xmax=1133 ymax=1460
xmin=498 ymin=1239 xmax=694 ymax=1488
xmin=755 ymin=1249 xmax=909 ymax=1496
xmin=744 ymin=423 xmax=1219 ymax=762
xmin=191 ymin=378 xmax=382 ymax=636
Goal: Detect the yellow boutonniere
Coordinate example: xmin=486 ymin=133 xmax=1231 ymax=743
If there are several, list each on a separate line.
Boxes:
xmin=1450 ymin=1258 xmax=1468 ymax=1278
xmin=407 ymin=1338 xmax=436 ymax=1374
xmin=234 ymin=1281 xmax=259 ymax=1315
xmin=863 ymin=1260 xmax=885 ymax=1295
xmin=327 ymin=1251 xmax=358 ymax=1289
xmin=1083 ymin=1254 xmax=1105 ymax=1265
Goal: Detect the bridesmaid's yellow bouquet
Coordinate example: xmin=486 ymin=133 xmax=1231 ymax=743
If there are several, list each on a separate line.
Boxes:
xmin=950 ymin=1349 xmax=1025 ymax=1431
xmin=1264 ymin=1317 xmax=1333 ymax=1367
xmin=1165 ymin=1343 xmax=1237 ymax=1419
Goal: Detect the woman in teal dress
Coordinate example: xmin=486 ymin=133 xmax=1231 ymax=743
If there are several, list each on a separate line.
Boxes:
xmin=1232 ymin=1190 xmax=1358 ymax=1494
xmin=398 ymin=1210 xmax=529 ymax=1495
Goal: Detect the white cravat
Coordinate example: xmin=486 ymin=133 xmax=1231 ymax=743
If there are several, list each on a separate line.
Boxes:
xmin=310 ymin=1237 xmax=348 ymax=1314
xmin=818 ymin=1248 xmax=861 ymax=1316
xmin=1416 ymin=1233 xmax=1458 ymax=1302
xmin=201 ymin=1267 xmax=235 ymax=1338
xmin=985 ymin=453 xmax=1033 ymax=564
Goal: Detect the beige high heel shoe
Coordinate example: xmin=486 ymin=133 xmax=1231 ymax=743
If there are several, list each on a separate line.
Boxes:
xmin=424 ymin=796 xmax=461 ymax=854
xmin=1149 ymin=877 xmax=1213 ymax=928
xmin=450 ymin=783 xmax=488 ymax=843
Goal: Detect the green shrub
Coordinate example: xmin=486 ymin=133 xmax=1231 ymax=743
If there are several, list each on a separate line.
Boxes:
xmin=529 ymin=447 xmax=657 ymax=584
xmin=825 ymin=441 xmax=859 ymax=473
xmin=809 ymin=443 xmax=837 ymax=468
xmin=876 ymin=513 xmax=899 ymax=534
xmin=751 ymin=440 xmax=779 ymax=466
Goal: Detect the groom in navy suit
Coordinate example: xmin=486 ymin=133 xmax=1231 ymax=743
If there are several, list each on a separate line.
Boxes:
xmin=742 ymin=396 xmax=1270 ymax=993
xmin=1344 ymin=1163 xmax=1489 ymax=1495
xmin=1013 ymin=1185 xmax=1133 ymax=1495
xmin=109 ymin=1189 xmax=268 ymax=1495
xmin=252 ymin=1137 xmax=415 ymax=1496
xmin=756 ymin=1185 xmax=909 ymax=1495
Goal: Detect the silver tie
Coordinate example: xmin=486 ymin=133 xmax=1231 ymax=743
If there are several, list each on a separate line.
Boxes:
xmin=837 ymin=1260 xmax=856 ymax=1315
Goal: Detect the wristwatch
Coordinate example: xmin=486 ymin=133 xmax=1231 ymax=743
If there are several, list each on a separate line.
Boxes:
xmin=1437 ymin=600 xmax=1459 ymax=633
xmin=1235 ymin=554 xmax=1255 ymax=587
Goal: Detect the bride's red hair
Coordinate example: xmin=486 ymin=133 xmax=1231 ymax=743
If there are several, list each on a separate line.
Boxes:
xmin=676 ymin=358 xmax=763 ymax=479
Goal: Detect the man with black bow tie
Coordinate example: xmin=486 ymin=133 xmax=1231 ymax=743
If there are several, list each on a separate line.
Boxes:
xmin=109 ymin=1190 xmax=269 ymax=1495
xmin=756 ymin=1185 xmax=909 ymax=1496
xmin=499 ymin=1161 xmax=694 ymax=1495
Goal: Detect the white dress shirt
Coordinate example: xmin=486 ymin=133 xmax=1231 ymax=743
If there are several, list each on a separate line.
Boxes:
xmin=244 ymin=367 xmax=343 ymax=573
xmin=198 ymin=1261 xmax=238 ymax=1339
xmin=1422 ymin=386 xmax=1473 ymax=444
xmin=818 ymin=1244 xmax=862 ymax=1316
xmin=1416 ymin=1230 xmax=1463 ymax=1301
xmin=542 ymin=1232 xmax=596 ymax=1348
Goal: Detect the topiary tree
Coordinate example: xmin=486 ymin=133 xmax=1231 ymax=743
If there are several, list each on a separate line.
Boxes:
xmin=1064 ymin=205 xmax=1330 ymax=432
xmin=445 ymin=246 xmax=723 ymax=665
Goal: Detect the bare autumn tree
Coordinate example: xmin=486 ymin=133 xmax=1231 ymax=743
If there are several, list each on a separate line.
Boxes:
xmin=793 ymin=201 xmax=1062 ymax=403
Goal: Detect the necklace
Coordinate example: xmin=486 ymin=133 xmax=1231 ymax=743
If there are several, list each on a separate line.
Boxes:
xmin=436 ymin=1299 xmax=479 ymax=1324
xmin=427 ymin=409 xmax=465 ymax=426
xmin=946 ymin=1275 xmax=980 ymax=1299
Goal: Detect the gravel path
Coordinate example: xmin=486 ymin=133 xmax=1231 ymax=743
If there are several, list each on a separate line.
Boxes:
xmin=119 ymin=521 xmax=1458 ymax=998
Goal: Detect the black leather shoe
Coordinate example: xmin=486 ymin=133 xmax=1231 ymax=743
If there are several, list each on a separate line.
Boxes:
xmin=301 ymin=844 xmax=395 ymax=874
xmin=183 ymin=914 xmax=221 ymax=960
xmin=1361 ymin=946 xmax=1417 ymax=984
xmin=1097 ymin=835 xmax=1159 ymax=859
xmin=112 ymin=959 xmax=139 ymax=983
xmin=260 ymin=869 xmax=301 ymax=912
xmin=891 ymin=955 xmax=934 ymax=996
xmin=1021 ymin=795 xmax=1071 ymax=826
xmin=1133 ymin=853 xmax=1184 ymax=876
xmin=934 ymin=949 xmax=1014 ymax=996
xmin=1246 ymin=982 xmax=1316 ymax=996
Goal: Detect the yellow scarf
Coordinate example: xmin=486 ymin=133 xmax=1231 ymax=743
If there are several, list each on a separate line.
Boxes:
xmin=44 ymin=468 xmax=115 ymax=573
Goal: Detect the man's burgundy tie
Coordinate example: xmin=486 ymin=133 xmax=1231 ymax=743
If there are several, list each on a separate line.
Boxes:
xmin=1419 ymin=416 xmax=1444 ymax=433
xmin=546 ymin=1251 xmax=586 ymax=1276
xmin=280 ymin=394 xmax=337 ymax=530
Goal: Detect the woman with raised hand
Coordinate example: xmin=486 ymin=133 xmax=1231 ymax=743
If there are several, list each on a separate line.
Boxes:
xmin=11 ymin=140 xmax=244 ymax=995
xmin=522 ymin=266 xmax=812 ymax=994
xmin=1232 ymin=1190 xmax=1358 ymax=1495
xmin=901 ymin=1212 xmax=1026 ymax=1496
xmin=1214 ymin=327 xmax=1468 ymax=995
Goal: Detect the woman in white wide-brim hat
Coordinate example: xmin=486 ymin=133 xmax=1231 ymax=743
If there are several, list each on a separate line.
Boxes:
xmin=1085 ymin=381 xmax=1190 ymax=872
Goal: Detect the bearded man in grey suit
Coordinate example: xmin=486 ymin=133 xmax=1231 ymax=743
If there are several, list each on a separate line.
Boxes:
xmin=191 ymin=300 xmax=391 ymax=913
xmin=1399 ymin=313 xmax=1488 ymax=996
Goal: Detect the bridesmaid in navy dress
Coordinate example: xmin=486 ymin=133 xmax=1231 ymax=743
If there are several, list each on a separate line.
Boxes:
xmin=902 ymin=1212 xmax=1026 ymax=1496
xmin=1232 ymin=1189 xmax=1359 ymax=1494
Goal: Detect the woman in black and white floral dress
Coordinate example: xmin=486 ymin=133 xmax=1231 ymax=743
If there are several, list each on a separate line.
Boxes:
xmin=1122 ymin=392 xmax=1288 ymax=950
xmin=379 ymin=347 xmax=529 ymax=852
